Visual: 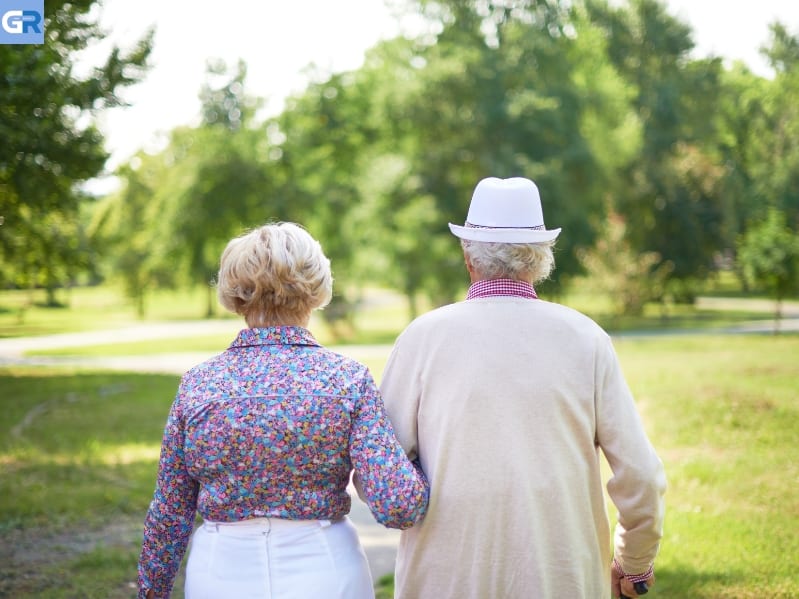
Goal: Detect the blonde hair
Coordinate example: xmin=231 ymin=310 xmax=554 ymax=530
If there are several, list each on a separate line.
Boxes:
xmin=462 ymin=239 xmax=556 ymax=284
xmin=216 ymin=222 xmax=333 ymax=327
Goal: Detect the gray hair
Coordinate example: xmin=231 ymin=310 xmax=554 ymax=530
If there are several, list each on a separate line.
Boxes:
xmin=217 ymin=222 xmax=333 ymax=326
xmin=461 ymin=239 xmax=556 ymax=284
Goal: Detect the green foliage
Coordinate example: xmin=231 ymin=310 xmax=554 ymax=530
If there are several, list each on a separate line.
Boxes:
xmin=0 ymin=0 xmax=153 ymax=296
xmin=89 ymin=159 xmax=166 ymax=317
xmin=585 ymin=0 xmax=729 ymax=296
xmin=199 ymin=58 xmax=262 ymax=130
xmin=737 ymin=208 xmax=799 ymax=324
xmin=718 ymin=22 xmax=799 ymax=298
xmin=714 ymin=64 xmax=769 ymax=252
xmin=374 ymin=573 xmax=395 ymax=599
xmin=360 ymin=1 xmax=621 ymax=306
xmin=757 ymin=29 xmax=799 ymax=224
xmin=90 ymin=62 xmax=278 ymax=318
xmin=617 ymin=334 xmax=799 ymax=597
xmin=578 ymin=210 xmax=672 ymax=316
xmin=11 ymin=0 xmax=799 ymax=327
xmin=274 ymin=65 xmax=393 ymax=330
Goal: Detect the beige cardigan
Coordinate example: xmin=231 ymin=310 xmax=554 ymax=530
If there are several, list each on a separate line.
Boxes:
xmin=380 ymin=296 xmax=666 ymax=599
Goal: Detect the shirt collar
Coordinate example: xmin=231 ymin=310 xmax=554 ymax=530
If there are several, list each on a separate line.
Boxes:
xmin=466 ymin=279 xmax=538 ymax=300
xmin=229 ymin=326 xmax=321 ymax=349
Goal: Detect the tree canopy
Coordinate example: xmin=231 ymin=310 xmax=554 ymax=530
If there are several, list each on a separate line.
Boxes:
xmin=0 ymin=0 xmax=152 ymax=303
xmin=5 ymin=0 xmax=799 ymax=324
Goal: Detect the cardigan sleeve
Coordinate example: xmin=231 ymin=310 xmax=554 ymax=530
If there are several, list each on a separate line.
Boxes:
xmin=594 ymin=334 xmax=667 ymax=575
xmin=377 ymin=340 xmax=421 ymax=461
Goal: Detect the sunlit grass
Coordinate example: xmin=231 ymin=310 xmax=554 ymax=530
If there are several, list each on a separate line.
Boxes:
xmin=25 ymin=334 xmax=238 ymax=357
xmin=0 ymin=285 xmax=239 ymax=338
xmin=7 ymin=283 xmax=793 ymax=374
xmin=0 ymin=368 xmax=176 ymax=528
xmin=3 ymin=443 xmax=160 ymax=468
xmin=613 ymin=334 xmax=799 ymax=598
xmin=2 ymin=302 xmax=799 ymax=596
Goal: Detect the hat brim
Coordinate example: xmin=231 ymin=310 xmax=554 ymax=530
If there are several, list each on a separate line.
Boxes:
xmin=448 ymin=223 xmax=561 ymax=243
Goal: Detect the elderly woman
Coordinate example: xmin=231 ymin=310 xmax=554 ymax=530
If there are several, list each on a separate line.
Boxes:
xmin=137 ymin=222 xmax=428 ymax=599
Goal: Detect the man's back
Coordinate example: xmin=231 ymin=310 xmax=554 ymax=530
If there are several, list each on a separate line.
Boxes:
xmin=380 ymin=297 xmax=664 ymax=599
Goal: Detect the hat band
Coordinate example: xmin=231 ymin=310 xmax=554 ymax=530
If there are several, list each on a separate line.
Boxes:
xmin=465 ymin=221 xmax=546 ymax=231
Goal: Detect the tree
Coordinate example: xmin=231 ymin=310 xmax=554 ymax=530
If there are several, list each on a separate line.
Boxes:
xmin=757 ymin=23 xmax=799 ymax=224
xmin=275 ymin=66 xmax=388 ymax=333
xmin=714 ymin=63 xmax=769 ymax=259
xmin=92 ymin=61 xmax=277 ymax=318
xmin=0 ymin=0 xmax=153 ymax=301
xmin=578 ymin=209 xmax=672 ymax=318
xmin=158 ymin=62 xmax=276 ymax=317
xmin=89 ymin=156 xmax=174 ymax=318
xmin=364 ymin=0 xmax=631 ymax=310
xmin=737 ymin=208 xmax=799 ymax=332
xmin=586 ymin=0 xmax=727 ymax=301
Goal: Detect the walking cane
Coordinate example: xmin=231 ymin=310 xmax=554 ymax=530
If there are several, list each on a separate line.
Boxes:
xmin=620 ymin=580 xmax=649 ymax=599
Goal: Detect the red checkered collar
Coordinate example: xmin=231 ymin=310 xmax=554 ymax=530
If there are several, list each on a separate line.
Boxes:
xmin=466 ymin=278 xmax=538 ymax=300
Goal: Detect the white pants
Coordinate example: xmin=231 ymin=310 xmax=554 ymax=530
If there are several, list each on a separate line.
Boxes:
xmin=185 ymin=516 xmax=375 ymax=599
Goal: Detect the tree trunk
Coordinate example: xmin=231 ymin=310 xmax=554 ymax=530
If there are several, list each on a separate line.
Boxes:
xmin=206 ymin=284 xmax=215 ymax=318
xmin=136 ymin=293 xmax=146 ymax=319
xmin=45 ymin=284 xmax=57 ymax=307
xmin=773 ymin=297 xmax=782 ymax=335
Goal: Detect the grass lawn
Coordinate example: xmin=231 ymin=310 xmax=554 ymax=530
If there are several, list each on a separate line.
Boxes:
xmin=0 ymin=285 xmax=240 ymax=339
xmin=2 ymin=283 xmax=798 ymax=597
xmin=2 ymin=282 xmax=796 ymax=344
xmin=0 ymin=366 xmax=179 ymax=598
xmin=2 ymin=333 xmax=798 ymax=597
xmin=615 ymin=335 xmax=799 ymax=598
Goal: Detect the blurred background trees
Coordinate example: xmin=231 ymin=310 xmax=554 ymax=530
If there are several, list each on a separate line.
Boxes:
xmin=0 ymin=0 xmax=152 ymax=304
xmin=3 ymin=0 xmax=798 ymax=329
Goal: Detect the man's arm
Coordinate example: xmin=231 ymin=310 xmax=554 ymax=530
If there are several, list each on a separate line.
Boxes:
xmin=378 ymin=340 xmax=422 ymax=461
xmin=595 ymin=335 xmax=667 ymax=578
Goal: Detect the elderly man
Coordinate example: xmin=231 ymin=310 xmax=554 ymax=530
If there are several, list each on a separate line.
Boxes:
xmin=380 ymin=177 xmax=666 ymax=599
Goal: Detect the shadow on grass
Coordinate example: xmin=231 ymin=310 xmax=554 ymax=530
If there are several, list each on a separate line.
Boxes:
xmin=1 ymin=369 xmax=178 ymax=526
xmin=653 ymin=566 xmax=743 ymax=597
xmin=371 ymin=567 xmax=762 ymax=598
xmin=0 ymin=369 xmax=180 ymax=598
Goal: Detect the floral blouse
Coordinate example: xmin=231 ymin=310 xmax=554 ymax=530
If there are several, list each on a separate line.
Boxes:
xmin=137 ymin=326 xmax=429 ymax=598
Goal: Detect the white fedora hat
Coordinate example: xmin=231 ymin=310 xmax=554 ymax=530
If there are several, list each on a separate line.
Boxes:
xmin=448 ymin=177 xmax=561 ymax=243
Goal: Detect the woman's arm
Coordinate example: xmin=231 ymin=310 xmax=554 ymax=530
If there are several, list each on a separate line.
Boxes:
xmin=349 ymin=374 xmax=429 ymax=529
xmin=137 ymin=397 xmax=200 ymax=599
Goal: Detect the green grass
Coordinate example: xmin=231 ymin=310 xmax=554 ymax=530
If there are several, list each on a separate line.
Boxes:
xmin=24 ymin=335 xmax=239 ymax=357
xmin=3 ymin=283 xmax=794 ymax=360
xmin=0 ymin=285 xmax=239 ymax=339
xmin=0 ymin=367 xmax=176 ymax=529
xmin=2 ymin=334 xmax=799 ymax=597
xmin=374 ymin=573 xmax=395 ymax=599
xmin=614 ymin=334 xmax=799 ymax=598
xmin=0 ymin=367 xmax=179 ymax=598
xmin=2 ymin=282 xmax=798 ymax=597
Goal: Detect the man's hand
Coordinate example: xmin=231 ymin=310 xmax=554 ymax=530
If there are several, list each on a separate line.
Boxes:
xmin=612 ymin=567 xmax=655 ymax=598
